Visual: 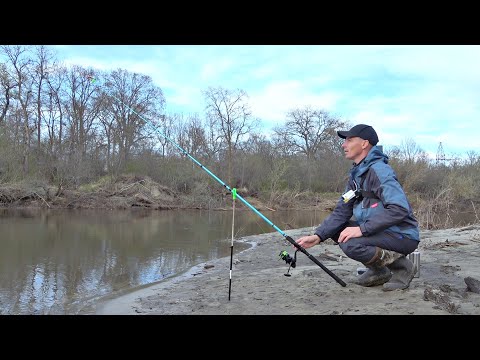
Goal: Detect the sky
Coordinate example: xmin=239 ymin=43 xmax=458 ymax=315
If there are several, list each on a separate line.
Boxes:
xmin=51 ymin=45 xmax=480 ymax=160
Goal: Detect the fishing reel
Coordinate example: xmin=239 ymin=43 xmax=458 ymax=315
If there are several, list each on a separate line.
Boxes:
xmin=279 ymin=250 xmax=298 ymax=277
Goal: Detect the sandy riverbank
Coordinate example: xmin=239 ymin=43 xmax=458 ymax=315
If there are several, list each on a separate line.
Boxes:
xmin=93 ymin=225 xmax=480 ymax=315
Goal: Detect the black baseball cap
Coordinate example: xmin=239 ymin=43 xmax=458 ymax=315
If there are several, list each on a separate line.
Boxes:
xmin=337 ymin=124 xmax=379 ymax=146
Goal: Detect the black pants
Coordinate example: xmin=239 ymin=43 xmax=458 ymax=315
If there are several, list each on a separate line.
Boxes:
xmin=331 ymin=221 xmax=419 ymax=264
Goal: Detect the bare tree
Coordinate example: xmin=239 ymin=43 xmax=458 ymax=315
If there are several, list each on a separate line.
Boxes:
xmin=0 ymin=62 xmax=16 ymax=123
xmin=398 ymin=137 xmax=426 ymax=163
xmin=236 ymin=133 xmax=274 ymax=191
xmin=1 ymin=45 xmax=35 ymax=175
xmin=203 ymin=112 xmax=222 ymax=162
xmin=64 ymin=66 xmax=101 ymax=161
xmin=465 ymin=150 xmax=480 ymax=167
xmin=183 ymin=113 xmax=208 ymax=158
xmin=273 ymin=106 xmax=344 ymax=160
xmin=202 ymin=86 xmax=258 ymax=185
xmin=97 ymin=96 xmax=117 ymax=174
xmin=31 ymin=45 xmax=57 ymax=150
xmin=104 ymin=68 xmax=165 ymax=173
xmin=173 ymin=113 xmax=188 ymax=157
xmin=155 ymin=113 xmax=174 ymax=158
xmin=272 ymin=107 xmax=345 ymax=190
xmin=43 ymin=65 xmax=67 ymax=157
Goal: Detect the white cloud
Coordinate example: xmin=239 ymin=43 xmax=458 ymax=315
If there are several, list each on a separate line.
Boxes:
xmin=200 ymin=58 xmax=236 ymax=83
xmin=250 ymin=81 xmax=341 ymax=127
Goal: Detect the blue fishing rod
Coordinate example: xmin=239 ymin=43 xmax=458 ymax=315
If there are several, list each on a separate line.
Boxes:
xmin=94 ymin=77 xmax=346 ymax=287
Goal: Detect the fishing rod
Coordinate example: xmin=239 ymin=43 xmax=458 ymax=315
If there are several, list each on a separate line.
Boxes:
xmin=93 ymin=77 xmax=346 ymax=287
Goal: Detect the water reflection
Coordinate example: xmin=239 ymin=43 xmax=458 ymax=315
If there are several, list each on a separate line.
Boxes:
xmin=0 ymin=208 xmax=328 ymax=315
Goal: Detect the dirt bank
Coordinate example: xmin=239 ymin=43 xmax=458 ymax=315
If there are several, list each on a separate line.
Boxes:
xmin=0 ymin=175 xmax=337 ymax=212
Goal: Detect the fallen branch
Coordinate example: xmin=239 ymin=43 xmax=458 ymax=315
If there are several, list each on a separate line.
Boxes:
xmin=119 ymin=180 xmax=145 ymax=193
xmin=423 ymin=287 xmax=460 ymax=314
xmin=33 ymin=192 xmax=51 ymax=208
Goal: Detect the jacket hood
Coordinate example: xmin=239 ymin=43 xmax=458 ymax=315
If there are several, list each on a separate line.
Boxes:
xmin=365 ymin=146 xmax=388 ymax=164
xmin=354 ymin=146 xmax=389 ymax=177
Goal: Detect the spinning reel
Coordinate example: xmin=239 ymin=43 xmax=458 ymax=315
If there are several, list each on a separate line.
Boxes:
xmin=279 ymin=250 xmax=298 ymax=277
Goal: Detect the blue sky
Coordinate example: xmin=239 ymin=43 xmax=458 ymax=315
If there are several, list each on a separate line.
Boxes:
xmin=52 ymin=45 xmax=480 ymax=160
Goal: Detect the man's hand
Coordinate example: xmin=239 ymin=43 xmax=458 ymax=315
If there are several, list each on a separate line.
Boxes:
xmin=295 ymin=234 xmax=321 ymax=249
xmin=338 ymin=226 xmax=362 ymax=243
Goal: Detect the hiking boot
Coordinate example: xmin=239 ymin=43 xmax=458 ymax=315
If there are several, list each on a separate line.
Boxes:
xmin=382 ymin=256 xmax=416 ymax=291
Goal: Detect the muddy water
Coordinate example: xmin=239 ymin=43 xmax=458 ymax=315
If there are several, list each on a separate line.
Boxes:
xmin=0 ymin=208 xmax=328 ymax=314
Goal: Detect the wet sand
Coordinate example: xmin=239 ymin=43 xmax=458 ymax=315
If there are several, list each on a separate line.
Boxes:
xmin=94 ymin=225 xmax=480 ymax=315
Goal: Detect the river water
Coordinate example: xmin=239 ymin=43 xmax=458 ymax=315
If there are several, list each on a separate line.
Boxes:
xmin=0 ymin=207 xmax=329 ymax=314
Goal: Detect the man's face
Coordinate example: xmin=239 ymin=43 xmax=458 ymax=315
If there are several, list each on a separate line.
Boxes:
xmin=341 ymin=136 xmax=368 ymax=162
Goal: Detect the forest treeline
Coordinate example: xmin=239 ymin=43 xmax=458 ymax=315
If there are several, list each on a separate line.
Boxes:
xmin=1 ymin=45 xmax=479 ymax=229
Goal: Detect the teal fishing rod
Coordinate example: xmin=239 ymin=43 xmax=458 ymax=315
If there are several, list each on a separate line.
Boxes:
xmin=94 ymin=77 xmax=346 ymax=287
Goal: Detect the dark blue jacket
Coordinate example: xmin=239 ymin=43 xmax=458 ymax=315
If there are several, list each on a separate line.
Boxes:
xmin=315 ymin=146 xmax=420 ymax=242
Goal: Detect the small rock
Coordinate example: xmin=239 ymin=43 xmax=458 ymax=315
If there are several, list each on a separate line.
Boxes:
xmin=465 ymin=277 xmax=480 ymax=294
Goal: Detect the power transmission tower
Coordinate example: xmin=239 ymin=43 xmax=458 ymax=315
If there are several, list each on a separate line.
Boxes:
xmin=436 ymin=142 xmax=453 ymax=165
xmin=436 ymin=142 xmax=445 ymax=164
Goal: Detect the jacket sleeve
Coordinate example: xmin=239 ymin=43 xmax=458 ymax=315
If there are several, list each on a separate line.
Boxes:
xmin=358 ymin=171 xmax=411 ymax=236
xmin=314 ymin=196 xmax=354 ymax=241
